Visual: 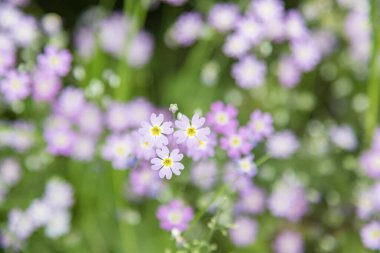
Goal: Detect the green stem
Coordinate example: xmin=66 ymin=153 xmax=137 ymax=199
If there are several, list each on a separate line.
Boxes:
xmin=365 ymin=0 xmax=380 ymax=145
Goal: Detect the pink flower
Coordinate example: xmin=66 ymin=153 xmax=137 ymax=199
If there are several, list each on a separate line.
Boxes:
xmin=248 ymin=110 xmax=274 ymax=142
xmin=0 ymin=70 xmax=30 ymax=102
xmin=37 ymin=46 xmax=72 ymax=77
xmin=151 ymin=146 xmax=184 ymax=179
xmin=156 ymin=200 xmax=193 ymax=232
xmin=232 ymin=56 xmax=266 ymax=89
xmin=174 ymin=113 xmax=210 ymax=148
xmin=32 ymin=68 xmax=61 ymax=102
xmin=140 ymin=113 xmax=174 ymax=148
xmin=361 ymin=222 xmax=380 ymax=250
xmin=102 ymin=134 xmax=134 ymax=170
xmin=221 ymin=128 xmax=253 ymax=158
xmin=206 ymin=101 xmax=238 ymax=135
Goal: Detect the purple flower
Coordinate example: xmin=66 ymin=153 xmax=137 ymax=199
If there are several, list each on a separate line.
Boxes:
xmin=235 ymin=16 xmax=263 ymax=45
xmin=208 ymin=3 xmax=240 ymax=33
xmin=105 ymin=102 xmax=130 ymax=132
xmin=291 ymin=38 xmax=321 ymax=72
xmin=0 ymin=48 xmax=15 ymax=75
xmin=236 ymin=155 xmax=257 ymax=177
xmin=223 ymin=33 xmax=251 ymax=58
xmin=44 ymin=128 xmax=76 ymax=157
xmin=43 ymin=178 xmax=74 ymax=209
xmin=11 ymin=15 xmax=38 ymax=47
xmin=360 ymin=150 xmax=380 ymax=178
xmin=71 ymin=135 xmax=96 ymax=161
xmin=285 ymin=10 xmax=309 ymax=41
xmin=8 ymin=209 xmax=34 ymax=240
xmin=273 ymin=230 xmax=304 ymax=253
xmin=186 ymin=132 xmax=216 ymax=161
xmin=224 ymin=162 xmax=253 ymax=192
xmin=127 ymin=31 xmax=154 ymax=68
xmin=32 ymin=69 xmax=61 ymax=102
xmin=99 ymin=13 xmax=129 ymax=57
xmin=156 ymin=200 xmax=194 ymax=232
xmin=74 ymin=27 xmax=95 ymax=59
xmin=221 ymin=128 xmax=253 ymax=159
xmin=329 ymin=125 xmax=357 ymax=151
xmin=102 ymin=134 xmax=134 ymax=170
xmin=77 ymin=103 xmax=103 ymax=137
xmin=248 ymin=110 xmax=274 ymax=142
xmin=249 ymin=0 xmax=284 ymax=22
xmin=206 ymin=101 xmax=238 ymax=135
xmin=268 ymin=177 xmax=308 ymax=222
xmin=129 ymin=163 xmax=164 ymax=197
xmin=277 ymin=55 xmax=301 ymax=88
xmin=133 ymin=131 xmax=155 ymax=160
xmin=235 ymin=185 xmax=266 ymax=215
xmin=0 ymin=70 xmax=30 ymax=102
xmin=229 ymin=216 xmax=258 ymax=246
xmin=174 ymin=113 xmax=210 ymax=148
xmin=172 ymin=12 xmax=203 ymax=47
xmin=125 ymin=98 xmax=154 ymax=129
xmin=151 ymin=146 xmax=184 ymax=179
xmin=232 ymin=56 xmax=266 ymax=89
xmin=140 ymin=113 xmax=174 ymax=148
xmin=267 ymin=131 xmax=299 ymax=159
xmin=361 ymin=222 xmax=380 ymax=250
xmin=0 ymin=158 xmax=21 ymax=187
xmin=356 ymin=185 xmax=379 ymax=220
xmin=37 ymin=46 xmax=72 ymax=77
xmin=54 ymin=87 xmax=85 ymax=121
xmin=191 ymin=160 xmax=217 ymax=190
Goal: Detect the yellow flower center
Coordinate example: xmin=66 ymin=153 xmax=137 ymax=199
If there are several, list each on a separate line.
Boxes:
xmin=168 ymin=211 xmax=182 ymax=224
xmin=162 ymin=157 xmax=173 ymax=168
xmin=151 ymin=125 xmax=161 ymax=136
xmin=116 ymin=145 xmax=126 ymax=156
xmin=216 ymin=112 xmax=228 ymax=124
xmin=231 ymin=136 xmax=241 ymax=147
xmin=240 ymin=161 xmax=250 ymax=171
xmin=198 ymin=140 xmax=206 ymax=149
xmin=254 ymin=121 xmax=264 ymax=131
xmin=186 ymin=126 xmax=197 ymax=137
xmin=142 ymin=141 xmax=149 ymax=148
xmin=372 ymin=230 xmax=380 ymax=239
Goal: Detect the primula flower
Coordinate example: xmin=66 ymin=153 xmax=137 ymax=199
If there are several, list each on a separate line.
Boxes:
xmin=71 ymin=135 xmax=97 ymax=161
xmin=237 ymin=155 xmax=257 ymax=177
xmin=44 ymin=128 xmax=76 ymax=157
xmin=151 ymin=146 xmax=184 ymax=179
xmin=360 ymin=150 xmax=380 ymax=178
xmin=156 ymin=200 xmax=193 ymax=232
xmin=32 ymin=69 xmax=61 ymax=102
xmin=133 ymin=131 xmax=155 ymax=160
xmin=127 ymin=31 xmax=154 ymax=68
xmin=235 ymin=16 xmax=263 ymax=45
xmin=0 ymin=48 xmax=15 ymax=75
xmin=277 ymin=55 xmax=301 ymax=88
xmin=232 ymin=56 xmax=266 ymax=89
xmin=77 ymin=103 xmax=103 ymax=137
xmin=329 ymin=125 xmax=357 ymax=151
xmin=171 ymin=12 xmax=203 ymax=47
xmin=174 ymin=113 xmax=210 ymax=148
xmin=0 ymin=70 xmax=30 ymax=102
xmin=267 ymin=131 xmax=299 ymax=159
xmin=249 ymin=0 xmax=284 ymax=22
xmin=11 ymin=16 xmax=39 ymax=47
xmin=361 ymin=222 xmax=380 ymax=250
xmin=0 ymin=158 xmax=21 ymax=187
xmin=221 ymin=128 xmax=252 ymax=158
xmin=229 ymin=216 xmax=258 ymax=246
xmin=140 ymin=113 xmax=173 ymax=148
xmin=8 ymin=209 xmax=34 ymax=240
xmin=291 ymin=38 xmax=321 ymax=72
xmin=206 ymin=101 xmax=238 ymax=135
xmin=38 ymin=46 xmax=72 ymax=76
xmin=102 ymin=134 xmax=134 ymax=170
xmin=190 ymin=160 xmax=217 ymax=190
xmin=99 ymin=13 xmax=129 ymax=57
xmin=129 ymin=163 xmax=164 ymax=197
xmin=54 ymin=87 xmax=85 ymax=121
xmin=236 ymin=185 xmax=266 ymax=215
xmin=273 ymin=230 xmax=304 ymax=253
xmin=223 ymin=33 xmax=251 ymax=58
xmin=186 ymin=132 xmax=216 ymax=161
xmin=208 ymin=3 xmax=240 ymax=33
xmin=106 ymin=102 xmax=130 ymax=132
xmin=248 ymin=110 xmax=274 ymax=142
xmin=45 ymin=211 xmax=71 ymax=239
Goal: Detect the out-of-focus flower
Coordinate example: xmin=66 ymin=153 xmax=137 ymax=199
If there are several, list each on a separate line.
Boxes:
xmin=99 ymin=13 xmax=129 ymax=57
xmin=11 ymin=15 xmax=39 ymax=47
xmin=38 ymin=46 xmax=72 ymax=77
xmin=360 ymin=150 xmax=380 ymax=179
xmin=44 ymin=178 xmax=74 ymax=209
xmin=361 ymin=221 xmax=380 ymax=250
xmin=0 ymin=70 xmax=30 ymax=102
xmin=54 ymin=87 xmax=85 ymax=120
xmin=273 ymin=230 xmax=304 ymax=253
xmin=224 ymin=162 xmax=253 ymax=193
xmin=127 ymin=31 xmax=154 ymax=68
xmin=208 ymin=3 xmax=239 ymax=33
xmin=206 ymin=101 xmax=238 ymax=135
xmin=267 ymin=131 xmax=299 ymax=159
xmin=232 ymin=56 xmax=266 ymax=89
xmin=156 ymin=200 xmax=193 ymax=232
xmin=77 ymin=103 xmax=103 ymax=137
xmin=229 ymin=216 xmax=258 ymax=246
xmin=268 ymin=177 xmax=308 ymax=222
xmin=41 ymin=13 xmax=62 ymax=35
xmin=171 ymin=12 xmax=203 ymax=47
xmin=0 ymin=158 xmax=21 ymax=186
xmin=140 ymin=113 xmax=174 ymax=148
xmin=235 ymin=186 xmax=266 ymax=215
xmin=45 ymin=211 xmax=71 ymax=239
xmin=329 ymin=125 xmax=357 ymax=151
xmin=130 ymin=163 xmax=164 ymax=197
xmin=151 ymin=146 xmax=184 ymax=179
xmin=191 ymin=160 xmax=217 ymax=190
xmin=71 ymin=135 xmax=97 ymax=161
xmin=221 ymin=128 xmax=253 ymax=159
xmin=174 ymin=113 xmax=210 ymax=148
xmin=8 ymin=209 xmax=34 ymax=240
xmin=291 ymin=38 xmax=321 ymax=72
xmin=44 ymin=128 xmax=76 ymax=157
xmin=27 ymin=199 xmax=52 ymax=227
xmin=32 ymin=69 xmax=61 ymax=102
xmin=186 ymin=132 xmax=216 ymax=161
xmin=235 ymin=16 xmax=263 ymax=45
xmin=102 ymin=134 xmax=134 ymax=169
xmin=236 ymin=155 xmax=257 ymax=177
xmin=249 ymin=0 xmax=284 ymax=22
xmin=277 ymin=55 xmax=301 ymax=88
xmin=223 ymin=33 xmax=251 ymax=58
xmin=248 ymin=110 xmax=273 ymax=142
xmin=285 ymin=10 xmax=308 ymax=41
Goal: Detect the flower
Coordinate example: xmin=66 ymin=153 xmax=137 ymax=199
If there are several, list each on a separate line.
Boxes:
xmin=127 ymin=31 xmax=154 ymax=68
xmin=236 ymin=185 xmax=266 ymax=215
xmin=229 ymin=216 xmax=258 ymax=246
xmin=0 ymin=70 xmax=30 ymax=102
xmin=360 ymin=150 xmax=380 ymax=178
xmin=267 ymin=131 xmax=299 ymax=159
xmin=151 ymin=146 xmax=184 ymax=179
xmin=220 ymin=128 xmax=253 ymax=158
xmin=361 ymin=221 xmax=380 ymax=250
xmin=277 ymin=55 xmax=301 ymax=88
xmin=77 ymin=103 xmax=103 ymax=137
xmin=273 ymin=230 xmax=304 ymax=253
xmin=140 ymin=113 xmax=174 ymax=148
xmin=44 ymin=128 xmax=76 ymax=157
xmin=169 ymin=104 xmax=178 ymax=114
xmin=129 ymin=163 xmax=164 ymax=197
xmin=186 ymin=132 xmax=216 ymax=161
xmin=223 ymin=33 xmax=251 ymax=58
xmin=54 ymin=87 xmax=85 ymax=121
xmin=45 ymin=211 xmax=71 ymax=239
xmin=285 ymin=10 xmax=308 ymax=41
xmin=37 ymin=46 xmax=72 ymax=76
xmin=235 ymin=16 xmax=263 ymax=45
xmin=0 ymin=158 xmax=21 ymax=187
xmin=329 ymin=125 xmax=357 ymax=151
xmin=171 ymin=12 xmax=203 ymax=47
xmin=190 ymin=160 xmax=217 ymax=190
xmin=106 ymin=102 xmax=130 ymax=132
xmin=206 ymin=101 xmax=238 ymax=135
xmin=156 ymin=200 xmax=194 ymax=232
xmin=208 ymin=3 xmax=239 ymax=33
xmin=232 ymin=56 xmax=266 ymax=89
xmin=8 ymin=209 xmax=34 ymax=240
xmin=291 ymin=38 xmax=321 ymax=72
xmin=248 ymin=110 xmax=274 ymax=142
xmin=249 ymin=0 xmax=284 ymax=22
xmin=102 ymin=134 xmax=134 ymax=169
xmin=43 ymin=178 xmax=74 ymax=209
xmin=237 ymin=155 xmax=257 ymax=177
xmin=174 ymin=113 xmax=210 ymax=148
xmin=32 ymin=69 xmax=61 ymax=102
